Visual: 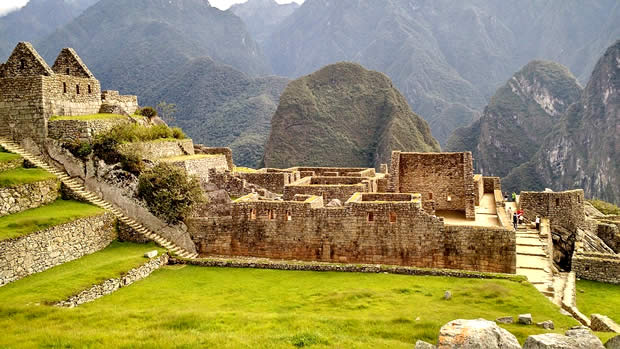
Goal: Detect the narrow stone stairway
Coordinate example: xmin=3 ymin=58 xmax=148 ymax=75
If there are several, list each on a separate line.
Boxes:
xmin=0 ymin=137 xmax=198 ymax=259
xmin=515 ymin=225 xmax=554 ymax=298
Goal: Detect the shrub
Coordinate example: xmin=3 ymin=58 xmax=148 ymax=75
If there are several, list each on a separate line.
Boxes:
xmin=588 ymin=199 xmax=620 ymax=215
xmin=62 ymin=139 xmax=93 ymax=159
xmin=171 ymin=127 xmax=186 ymax=139
xmin=137 ymin=106 xmax=157 ymax=118
xmin=138 ymin=163 xmax=205 ymax=224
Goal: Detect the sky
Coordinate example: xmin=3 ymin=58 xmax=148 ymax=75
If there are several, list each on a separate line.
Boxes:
xmin=0 ymin=0 xmax=304 ymax=16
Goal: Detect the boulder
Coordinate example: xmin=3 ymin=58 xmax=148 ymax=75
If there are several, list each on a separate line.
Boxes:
xmin=144 ymin=250 xmax=158 ymax=258
xmin=437 ymin=318 xmax=521 ymax=349
xmin=524 ymin=328 xmax=604 ymax=349
xmin=496 ymin=316 xmax=513 ymax=324
xmin=605 ymin=335 xmax=620 ymax=349
xmin=536 ymin=320 xmax=554 ymax=330
xmin=518 ymin=313 xmax=533 ymax=325
xmin=415 ymin=340 xmax=436 ymax=349
xmin=591 ymin=314 xmax=620 ymax=333
xmin=444 ymin=291 xmax=452 ymax=300
xmin=565 ymin=326 xmax=604 ymax=348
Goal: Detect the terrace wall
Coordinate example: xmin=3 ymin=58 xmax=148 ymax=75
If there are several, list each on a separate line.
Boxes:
xmin=572 ymin=252 xmax=620 ymax=284
xmin=0 ymin=178 xmax=59 ymax=217
xmin=0 ymin=213 xmax=115 ymax=287
xmin=101 ymin=90 xmax=138 ymax=114
xmin=236 ymin=171 xmax=298 ymax=194
xmin=188 ymin=201 xmax=516 ymax=273
xmin=118 ymin=139 xmax=194 ymax=160
xmin=48 ymin=118 xmax=130 ymax=142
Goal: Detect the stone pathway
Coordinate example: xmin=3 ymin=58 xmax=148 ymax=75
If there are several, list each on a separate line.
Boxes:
xmin=515 ymin=224 xmax=554 ymax=298
xmin=0 ymin=137 xmax=197 ymax=259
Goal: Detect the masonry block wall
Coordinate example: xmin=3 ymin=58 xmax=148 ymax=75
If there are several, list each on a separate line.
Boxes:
xmin=389 ymin=151 xmax=475 ymax=219
xmin=237 ymin=171 xmax=298 ymax=194
xmin=519 ymin=190 xmax=585 ymax=231
xmin=572 ymin=251 xmax=620 ymax=284
xmin=188 ymin=200 xmax=516 ymax=273
xmin=48 ymin=118 xmax=129 ymax=142
xmin=118 ymin=139 xmax=195 ymax=160
xmin=194 ymin=145 xmax=234 ymax=171
xmin=101 ymin=90 xmax=138 ymax=114
xmin=0 ymin=178 xmax=59 ymax=217
xmin=0 ymin=76 xmax=48 ymax=142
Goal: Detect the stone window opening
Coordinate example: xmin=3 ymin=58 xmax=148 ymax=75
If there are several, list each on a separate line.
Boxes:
xmin=250 ymin=209 xmax=256 ymax=220
xmin=286 ymin=210 xmax=292 ymax=221
xmin=389 ymin=212 xmax=397 ymax=223
xmin=556 ymin=198 xmax=560 ymax=206
xmin=88 ymin=84 xmax=92 ymax=94
xmin=76 ymin=84 xmax=80 ymax=94
xmin=63 ymin=82 xmax=67 ymax=94
xmin=447 ymin=195 xmax=452 ymax=202
xmin=66 ymin=68 xmax=70 ymax=75
xmin=428 ymin=192 xmax=433 ymax=200
xmin=367 ymin=212 xmax=374 ymax=222
xmin=19 ymin=59 xmax=25 ymax=69
xmin=268 ymin=209 xmax=276 ymax=220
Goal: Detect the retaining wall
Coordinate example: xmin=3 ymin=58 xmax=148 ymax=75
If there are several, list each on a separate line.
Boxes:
xmin=0 ymin=178 xmax=59 ymax=217
xmin=572 ymin=252 xmax=620 ymax=284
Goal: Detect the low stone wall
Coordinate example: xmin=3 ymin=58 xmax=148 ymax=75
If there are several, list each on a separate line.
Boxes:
xmin=194 ymin=145 xmax=233 ymax=171
xmin=572 ymin=251 xmax=620 ymax=284
xmin=118 ymin=139 xmax=194 ymax=160
xmin=48 ymin=118 xmax=130 ymax=142
xmin=56 ymin=254 xmax=168 ymax=307
xmin=483 ymin=176 xmax=501 ymax=194
xmin=0 ymin=178 xmax=59 ymax=217
xmin=237 ymin=171 xmax=297 ymax=194
xmin=164 ymin=155 xmax=228 ymax=182
xmin=101 ymin=90 xmax=138 ymax=114
xmin=0 ymin=213 xmax=115 ymax=287
xmin=0 ymin=156 xmax=22 ymax=172
xmin=169 ymin=256 xmax=522 ymax=281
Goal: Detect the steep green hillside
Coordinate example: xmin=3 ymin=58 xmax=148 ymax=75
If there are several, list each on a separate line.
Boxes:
xmin=229 ymin=0 xmax=298 ymax=45
xmin=446 ymin=61 xmax=582 ymax=178
xmin=504 ymin=40 xmax=620 ymax=203
xmin=0 ymin=0 xmax=97 ymax=60
xmin=36 ymin=0 xmax=271 ymax=96
xmin=265 ymin=0 xmax=619 ymax=144
xmin=262 ymin=62 xmax=440 ymax=168
xmin=144 ymin=57 xmax=288 ymax=167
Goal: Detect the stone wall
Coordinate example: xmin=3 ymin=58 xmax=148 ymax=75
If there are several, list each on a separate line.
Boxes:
xmin=389 ymin=151 xmax=475 ymax=219
xmin=0 ymin=213 xmax=116 ymax=287
xmin=237 ymin=171 xmax=298 ymax=194
xmin=101 ymin=90 xmax=138 ymax=115
xmin=288 ymin=167 xmax=375 ymax=178
xmin=56 ymin=254 xmax=168 ymax=307
xmin=283 ymin=179 xmax=368 ymax=202
xmin=473 ymin=175 xmax=483 ymax=205
xmin=572 ymin=251 xmax=620 ymax=284
xmin=42 ymin=75 xmax=101 ymax=116
xmin=0 ymin=156 xmax=22 ymax=172
xmin=118 ymin=139 xmax=194 ymax=160
xmin=483 ymin=176 xmax=501 ymax=194
xmin=188 ymin=200 xmax=516 ymax=273
xmin=596 ymin=222 xmax=620 ymax=253
xmin=519 ymin=190 xmax=585 ymax=231
xmin=0 ymin=178 xmax=59 ymax=217
xmin=194 ymin=145 xmax=234 ymax=171
xmin=0 ymin=76 xmax=47 ymax=142
xmin=163 ymin=155 xmax=229 ymax=182
xmin=48 ymin=117 xmax=130 ymax=142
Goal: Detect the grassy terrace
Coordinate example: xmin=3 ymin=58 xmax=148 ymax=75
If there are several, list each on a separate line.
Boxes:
xmin=0 ymin=152 xmax=21 ymax=163
xmin=0 ymin=167 xmax=56 ymax=187
xmin=159 ymin=154 xmax=212 ymax=162
xmin=49 ymin=113 xmax=127 ymax=121
xmin=0 ymin=200 xmax=104 ymax=241
xmin=0 ymin=262 xmax=582 ymax=348
xmin=576 ymin=279 xmax=620 ymax=324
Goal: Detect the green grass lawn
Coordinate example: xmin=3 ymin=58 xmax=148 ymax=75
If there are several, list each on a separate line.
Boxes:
xmin=0 ymin=167 xmax=56 ymax=187
xmin=0 ymin=261 xmax=579 ymax=348
xmin=0 ymin=151 xmax=21 ymax=163
xmin=49 ymin=113 xmax=127 ymax=121
xmin=576 ymin=279 xmax=620 ymax=324
xmin=0 ymin=200 xmax=104 ymax=241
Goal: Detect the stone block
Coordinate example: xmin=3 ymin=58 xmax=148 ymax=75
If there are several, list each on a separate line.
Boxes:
xmin=144 ymin=250 xmax=158 ymax=259
xmin=518 ymin=313 xmax=533 ymax=325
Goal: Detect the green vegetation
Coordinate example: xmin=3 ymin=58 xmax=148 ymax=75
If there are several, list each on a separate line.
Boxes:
xmin=0 ymin=167 xmax=56 ymax=187
xmin=62 ymin=139 xmax=93 ymax=159
xmin=160 ymin=154 xmax=211 ymax=162
xmin=588 ymin=199 xmax=620 ymax=215
xmin=50 ymin=113 xmax=127 ymax=121
xmin=576 ymin=280 xmax=620 ymax=324
xmin=138 ymin=163 xmax=205 ymax=224
xmin=262 ymin=62 xmax=440 ymax=169
xmin=0 ymin=152 xmax=20 ymax=163
xmin=0 ymin=200 xmax=104 ymax=241
xmin=135 ymin=106 xmax=158 ymax=118
xmin=0 ymin=265 xmax=579 ymax=348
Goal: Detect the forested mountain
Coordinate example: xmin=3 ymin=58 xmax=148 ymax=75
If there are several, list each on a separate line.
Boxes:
xmin=144 ymin=57 xmax=288 ymax=167
xmin=446 ymin=61 xmax=582 ymax=178
xmin=230 ymin=0 xmax=299 ymax=45
xmin=36 ymin=0 xmax=271 ymax=95
xmin=262 ymin=62 xmax=440 ymax=168
xmin=265 ymin=0 xmax=620 ymax=145
xmin=503 ymin=41 xmax=620 ymax=204
xmin=0 ymin=0 xmax=97 ymax=60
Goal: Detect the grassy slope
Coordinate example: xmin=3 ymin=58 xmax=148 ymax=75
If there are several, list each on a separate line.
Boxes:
xmin=0 ymin=152 xmax=21 ymax=163
xmin=0 ymin=265 xmax=579 ymax=348
xmin=0 ymin=168 xmax=56 ymax=187
xmin=49 ymin=113 xmax=127 ymax=121
xmin=0 ymin=200 xmax=104 ymax=241
xmin=576 ymin=280 xmax=620 ymax=324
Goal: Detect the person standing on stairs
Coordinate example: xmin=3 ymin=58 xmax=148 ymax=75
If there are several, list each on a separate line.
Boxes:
xmin=535 ymin=215 xmax=541 ymax=231
xmin=513 ymin=212 xmax=518 ymax=230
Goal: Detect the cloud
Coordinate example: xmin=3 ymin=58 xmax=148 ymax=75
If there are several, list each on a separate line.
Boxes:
xmin=209 ymin=0 xmax=304 ymax=10
xmin=0 ymin=0 xmax=29 ymax=16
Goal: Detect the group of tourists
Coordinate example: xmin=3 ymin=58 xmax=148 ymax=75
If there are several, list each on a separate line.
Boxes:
xmin=508 ymin=208 xmax=541 ymax=231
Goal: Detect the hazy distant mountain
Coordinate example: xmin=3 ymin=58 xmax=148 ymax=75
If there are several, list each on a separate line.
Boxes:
xmin=230 ymin=0 xmax=299 ymax=45
xmin=446 ymin=61 xmax=582 ymax=178
xmin=504 ymin=41 xmax=620 ymax=204
xmin=37 ymin=0 xmax=271 ymax=96
xmin=265 ymin=0 xmax=620 ymax=145
xmin=144 ymin=57 xmax=288 ymax=167
xmin=262 ymin=62 xmax=440 ymax=168
xmin=0 ymin=0 xmax=98 ymax=60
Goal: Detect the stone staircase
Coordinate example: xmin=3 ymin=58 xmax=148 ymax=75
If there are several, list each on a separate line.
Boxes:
xmin=515 ymin=225 xmax=554 ymax=298
xmin=0 ymin=137 xmax=198 ymax=259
